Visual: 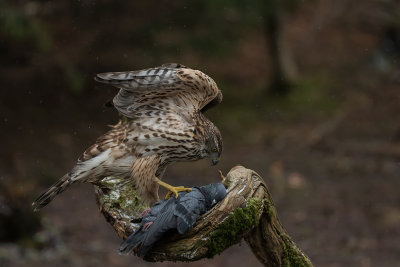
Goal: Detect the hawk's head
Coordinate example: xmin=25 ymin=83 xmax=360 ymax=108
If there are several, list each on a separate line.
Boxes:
xmin=203 ymin=124 xmax=223 ymax=166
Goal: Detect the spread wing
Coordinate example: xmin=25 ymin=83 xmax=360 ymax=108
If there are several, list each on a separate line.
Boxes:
xmin=94 ymin=63 xmax=222 ymax=118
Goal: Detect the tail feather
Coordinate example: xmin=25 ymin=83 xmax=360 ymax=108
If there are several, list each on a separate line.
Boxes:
xmin=119 ymin=229 xmax=146 ymax=256
xmin=32 ymin=173 xmax=73 ymax=211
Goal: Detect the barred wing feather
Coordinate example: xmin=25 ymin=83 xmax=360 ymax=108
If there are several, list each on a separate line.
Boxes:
xmin=95 ymin=63 xmax=222 ymax=117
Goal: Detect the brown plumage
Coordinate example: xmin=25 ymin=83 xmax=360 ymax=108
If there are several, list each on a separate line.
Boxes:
xmin=32 ymin=63 xmax=223 ymax=211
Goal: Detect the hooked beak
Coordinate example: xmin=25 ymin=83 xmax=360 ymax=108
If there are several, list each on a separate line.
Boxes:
xmin=211 ymin=154 xmax=220 ymax=166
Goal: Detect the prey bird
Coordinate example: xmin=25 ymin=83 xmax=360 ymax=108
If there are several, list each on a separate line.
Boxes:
xmin=32 ymin=63 xmax=223 ymax=211
xmin=119 ymin=183 xmax=227 ymax=256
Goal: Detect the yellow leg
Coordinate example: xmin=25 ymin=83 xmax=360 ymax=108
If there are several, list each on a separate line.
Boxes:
xmin=155 ymin=178 xmax=192 ymax=199
xmin=218 ymin=170 xmax=225 ymax=181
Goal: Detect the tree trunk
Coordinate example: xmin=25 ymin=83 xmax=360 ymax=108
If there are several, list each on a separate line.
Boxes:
xmin=93 ymin=165 xmax=313 ymax=267
xmin=262 ymin=1 xmax=298 ymax=96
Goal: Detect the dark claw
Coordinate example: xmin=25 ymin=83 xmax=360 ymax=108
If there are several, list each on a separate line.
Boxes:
xmin=140 ymin=208 xmax=151 ymax=217
xmin=143 ymin=222 xmax=153 ymax=231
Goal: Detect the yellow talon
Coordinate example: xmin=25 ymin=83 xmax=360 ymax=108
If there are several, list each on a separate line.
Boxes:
xmin=165 ymin=186 xmax=192 ymax=200
xmin=155 ymin=178 xmax=192 ymax=200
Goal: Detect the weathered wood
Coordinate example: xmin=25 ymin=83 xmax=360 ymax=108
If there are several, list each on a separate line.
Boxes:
xmin=93 ymin=165 xmax=313 ymax=266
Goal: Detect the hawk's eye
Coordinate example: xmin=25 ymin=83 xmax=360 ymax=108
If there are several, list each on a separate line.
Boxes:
xmin=211 ymin=147 xmax=217 ymax=152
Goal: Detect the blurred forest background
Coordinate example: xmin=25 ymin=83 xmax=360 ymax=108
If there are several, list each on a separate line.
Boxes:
xmin=1 ymin=0 xmax=400 ymax=266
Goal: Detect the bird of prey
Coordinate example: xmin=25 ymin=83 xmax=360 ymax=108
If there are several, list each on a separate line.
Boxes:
xmin=32 ymin=63 xmax=223 ymax=210
xmin=119 ymin=183 xmax=227 ymax=256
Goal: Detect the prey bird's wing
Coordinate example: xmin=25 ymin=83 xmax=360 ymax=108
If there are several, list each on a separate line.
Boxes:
xmin=119 ymin=197 xmax=177 ymax=256
xmin=136 ymin=197 xmax=178 ymax=256
xmin=173 ymin=188 xmax=206 ymax=234
xmin=94 ymin=63 xmax=222 ymax=118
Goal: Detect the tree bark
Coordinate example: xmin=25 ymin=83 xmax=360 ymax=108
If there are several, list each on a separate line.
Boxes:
xmin=93 ymin=165 xmax=313 ymax=267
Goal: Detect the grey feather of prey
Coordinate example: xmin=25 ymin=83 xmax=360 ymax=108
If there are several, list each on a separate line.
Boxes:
xmin=119 ymin=183 xmax=227 ymax=257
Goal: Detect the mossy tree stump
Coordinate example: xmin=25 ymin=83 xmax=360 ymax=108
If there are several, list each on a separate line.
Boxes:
xmin=93 ymin=165 xmax=313 ymax=267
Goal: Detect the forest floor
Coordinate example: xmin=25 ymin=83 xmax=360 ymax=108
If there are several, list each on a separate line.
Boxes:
xmin=1 ymin=69 xmax=400 ymax=267
xmin=1 ymin=1 xmax=400 ymax=265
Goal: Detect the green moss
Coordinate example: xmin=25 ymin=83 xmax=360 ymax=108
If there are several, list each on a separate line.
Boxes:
xmin=206 ymin=198 xmax=261 ymax=258
xmin=264 ymin=200 xmax=274 ymax=223
xmin=281 ymin=235 xmax=312 ymax=267
xmin=97 ymin=177 xmax=147 ymax=215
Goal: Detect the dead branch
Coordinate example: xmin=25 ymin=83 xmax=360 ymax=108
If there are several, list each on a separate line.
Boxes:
xmin=93 ymin=165 xmax=313 ymax=267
